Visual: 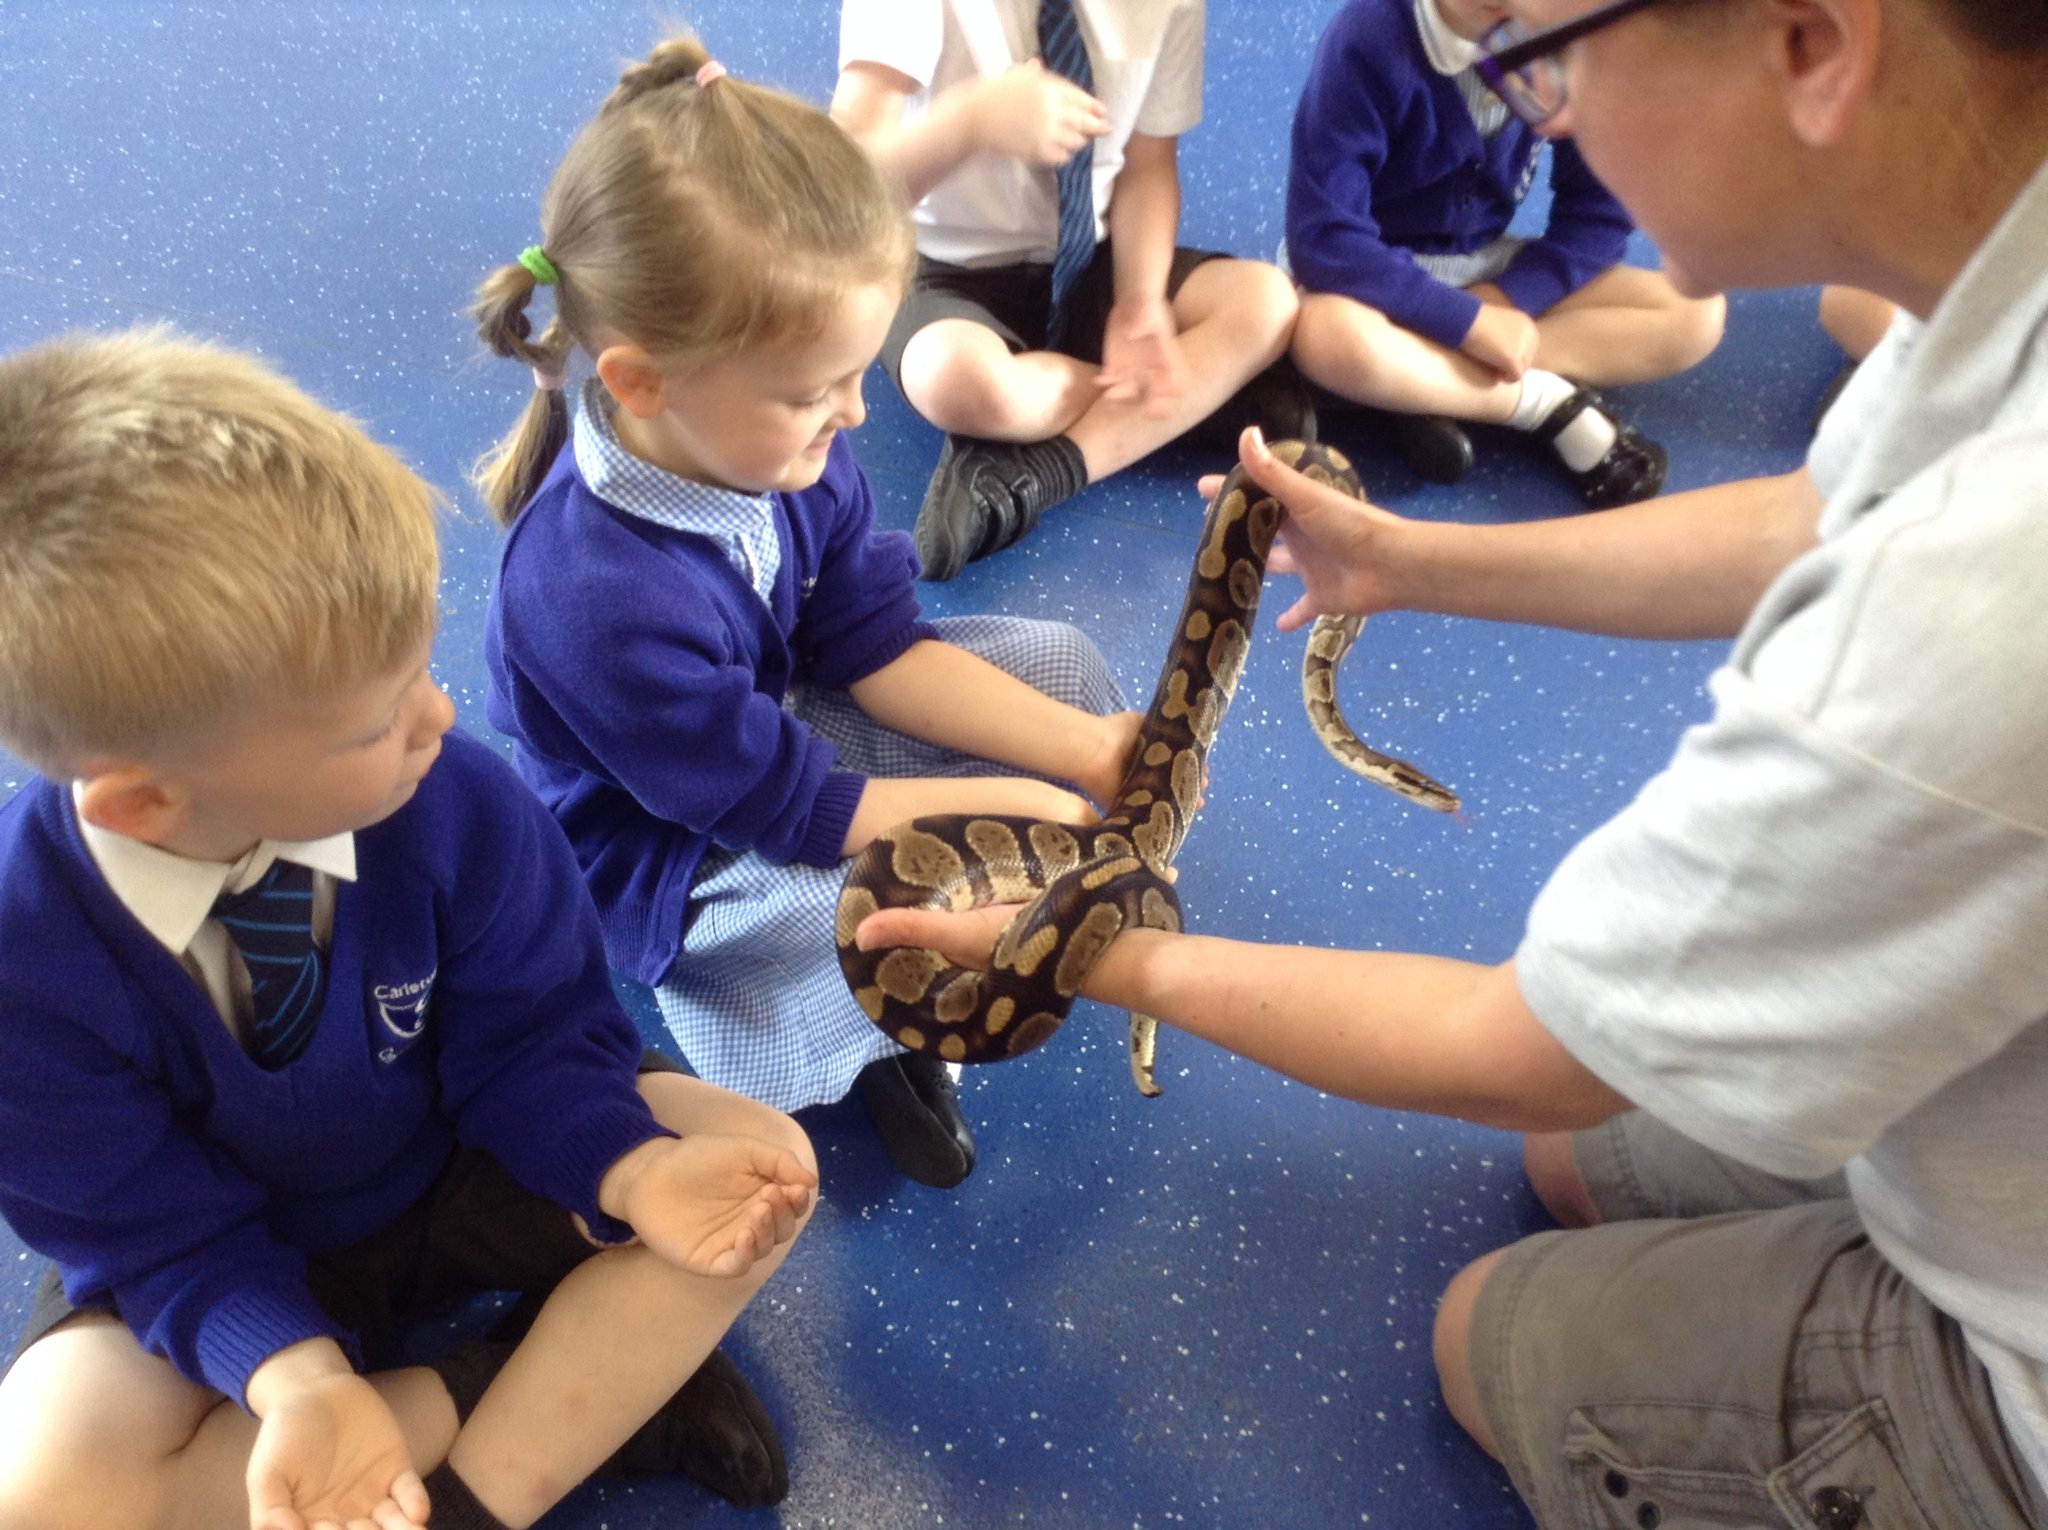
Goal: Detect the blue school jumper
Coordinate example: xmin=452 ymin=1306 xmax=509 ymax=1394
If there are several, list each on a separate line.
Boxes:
xmin=1284 ymin=0 xmax=1635 ymax=350
xmin=485 ymin=391 xmax=1124 ymax=1111
xmin=0 ymin=731 xmax=668 ymax=1404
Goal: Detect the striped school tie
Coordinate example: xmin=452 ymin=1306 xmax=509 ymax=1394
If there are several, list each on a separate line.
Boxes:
xmin=212 ymin=859 xmax=326 ymax=1068
xmin=1038 ymin=0 xmax=1097 ymax=306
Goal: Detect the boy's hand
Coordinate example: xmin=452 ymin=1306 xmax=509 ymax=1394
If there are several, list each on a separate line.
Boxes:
xmin=1075 ymin=710 xmax=1146 ymax=810
xmin=245 ymin=1353 xmax=428 ymax=1530
xmin=1099 ymin=295 xmax=1187 ymax=419
xmin=1197 ymin=428 xmax=1414 ymax=632
xmin=1460 ymin=300 xmax=1539 ymax=381
xmin=603 ymin=1133 xmax=818 ymax=1279
xmin=973 ymin=59 xmax=1109 ymax=166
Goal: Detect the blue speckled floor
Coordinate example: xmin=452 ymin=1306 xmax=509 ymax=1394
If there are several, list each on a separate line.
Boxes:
xmin=0 ymin=3 xmax=1839 ymax=1525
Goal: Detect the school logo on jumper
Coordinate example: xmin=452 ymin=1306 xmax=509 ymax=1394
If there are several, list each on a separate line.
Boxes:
xmin=373 ymin=969 xmax=437 ymax=1063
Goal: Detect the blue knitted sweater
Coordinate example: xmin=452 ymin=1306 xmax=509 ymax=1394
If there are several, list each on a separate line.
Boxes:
xmin=1285 ymin=0 xmax=1636 ymax=349
xmin=0 ymin=731 xmax=667 ymax=1403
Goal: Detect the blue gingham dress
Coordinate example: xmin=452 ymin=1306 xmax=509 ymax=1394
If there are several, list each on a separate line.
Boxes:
xmin=573 ymin=386 xmax=1126 ymax=1112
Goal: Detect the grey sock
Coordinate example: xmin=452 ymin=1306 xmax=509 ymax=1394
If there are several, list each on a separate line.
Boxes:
xmin=1014 ymin=433 xmax=1088 ymax=514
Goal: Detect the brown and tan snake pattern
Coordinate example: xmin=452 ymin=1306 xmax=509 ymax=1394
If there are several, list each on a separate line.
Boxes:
xmin=835 ymin=441 xmax=1457 ymax=1097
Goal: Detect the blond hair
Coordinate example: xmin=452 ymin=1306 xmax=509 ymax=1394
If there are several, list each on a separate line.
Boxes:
xmin=0 ymin=328 xmax=442 ymax=776
xmin=471 ymin=32 xmax=916 ymax=524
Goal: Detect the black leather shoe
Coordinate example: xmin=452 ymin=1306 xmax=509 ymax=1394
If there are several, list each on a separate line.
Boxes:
xmin=600 ymin=1347 xmax=789 ymax=1507
xmin=913 ymin=435 xmax=1080 ymax=581
xmin=1536 ymin=388 xmax=1668 ymax=508
xmin=1188 ymin=358 xmax=1319 ymax=453
xmin=857 ymin=1052 xmax=976 ymax=1188
xmin=1383 ymin=411 xmax=1474 ymax=485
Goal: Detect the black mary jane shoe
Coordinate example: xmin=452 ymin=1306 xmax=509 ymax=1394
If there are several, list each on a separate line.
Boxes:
xmin=857 ymin=1052 xmax=977 ymax=1188
xmin=1535 ymin=387 xmax=1669 ymax=508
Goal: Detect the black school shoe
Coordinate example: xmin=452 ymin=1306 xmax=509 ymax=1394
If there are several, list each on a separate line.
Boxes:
xmin=1185 ymin=357 xmax=1319 ymax=453
xmin=858 ymin=1051 xmax=976 ymax=1188
xmin=1383 ymin=411 xmax=1475 ymax=485
xmin=428 ymin=1339 xmax=788 ymax=1506
xmin=601 ymin=1347 xmax=789 ymax=1507
xmin=1535 ymin=387 xmax=1668 ymax=509
xmin=913 ymin=434 xmax=1085 ymax=581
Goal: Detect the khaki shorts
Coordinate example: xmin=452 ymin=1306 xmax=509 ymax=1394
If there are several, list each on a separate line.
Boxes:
xmin=1469 ymin=1112 xmax=2048 ymax=1529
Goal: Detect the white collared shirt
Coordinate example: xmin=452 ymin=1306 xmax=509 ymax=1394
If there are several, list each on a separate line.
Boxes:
xmin=571 ymin=378 xmax=782 ymax=603
xmin=72 ymin=785 xmax=356 ymax=1040
xmin=839 ymin=0 xmax=1206 ymax=267
xmin=1414 ymin=0 xmax=1509 ymax=138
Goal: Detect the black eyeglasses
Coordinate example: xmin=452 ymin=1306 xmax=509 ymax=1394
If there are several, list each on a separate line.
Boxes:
xmin=1474 ymin=0 xmax=1666 ymax=125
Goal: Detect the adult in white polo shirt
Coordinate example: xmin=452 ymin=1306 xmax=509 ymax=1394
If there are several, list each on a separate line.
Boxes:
xmin=855 ymin=0 xmax=2048 ymax=1521
xmin=832 ymin=0 xmax=1311 ymax=581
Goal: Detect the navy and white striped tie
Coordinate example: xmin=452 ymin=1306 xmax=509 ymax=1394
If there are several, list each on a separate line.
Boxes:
xmin=212 ymin=859 xmax=326 ymax=1068
xmin=1038 ymin=0 xmax=1097 ymax=306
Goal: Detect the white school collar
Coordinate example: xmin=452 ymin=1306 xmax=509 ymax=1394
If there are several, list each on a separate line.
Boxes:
xmin=1414 ymin=0 xmax=1483 ymax=76
xmin=69 ymin=783 xmax=356 ymax=956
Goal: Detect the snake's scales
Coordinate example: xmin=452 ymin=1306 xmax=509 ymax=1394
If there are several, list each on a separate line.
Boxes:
xmin=834 ymin=441 xmax=1457 ymax=1097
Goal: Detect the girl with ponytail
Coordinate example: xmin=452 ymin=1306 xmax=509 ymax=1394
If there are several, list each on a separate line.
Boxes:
xmin=476 ymin=34 xmax=1143 ymax=1192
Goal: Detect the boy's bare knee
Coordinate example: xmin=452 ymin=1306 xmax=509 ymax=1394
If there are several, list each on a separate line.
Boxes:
xmin=900 ymin=336 xmax=1023 ymax=437
xmin=1523 ymin=1130 xmax=1602 ymax=1228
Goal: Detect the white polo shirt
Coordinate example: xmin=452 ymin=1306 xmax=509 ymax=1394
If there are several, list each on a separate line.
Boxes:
xmin=839 ymin=0 xmax=1205 ymax=267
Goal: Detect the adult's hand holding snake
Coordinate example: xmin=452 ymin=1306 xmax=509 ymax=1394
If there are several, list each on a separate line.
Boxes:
xmin=1200 ymin=426 xmax=1417 ymax=632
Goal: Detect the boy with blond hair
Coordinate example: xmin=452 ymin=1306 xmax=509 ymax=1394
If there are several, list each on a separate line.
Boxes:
xmin=0 ymin=330 xmax=817 ymax=1530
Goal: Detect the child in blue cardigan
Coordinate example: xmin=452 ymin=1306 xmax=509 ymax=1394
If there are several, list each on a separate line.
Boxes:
xmin=0 ymin=332 xmax=818 ymax=1530
xmin=474 ymin=36 xmax=1141 ymax=1192
xmin=1285 ymin=0 xmax=1726 ymax=502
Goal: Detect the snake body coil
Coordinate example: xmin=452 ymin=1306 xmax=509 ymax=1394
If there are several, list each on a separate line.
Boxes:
xmin=835 ymin=441 xmax=1455 ymax=1096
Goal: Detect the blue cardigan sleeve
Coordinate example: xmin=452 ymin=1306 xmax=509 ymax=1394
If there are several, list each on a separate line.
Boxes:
xmin=1494 ymin=141 xmax=1635 ymax=317
xmin=419 ymin=741 xmax=670 ymax=1245
xmin=789 ymin=448 xmax=936 ymax=689
xmin=0 ymin=983 xmax=352 ymax=1405
xmin=495 ymin=501 xmax=865 ymax=870
xmin=1284 ymin=3 xmax=1485 ymax=350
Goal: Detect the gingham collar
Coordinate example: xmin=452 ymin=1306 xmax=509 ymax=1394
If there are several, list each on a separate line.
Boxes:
xmin=570 ymin=377 xmax=781 ymax=600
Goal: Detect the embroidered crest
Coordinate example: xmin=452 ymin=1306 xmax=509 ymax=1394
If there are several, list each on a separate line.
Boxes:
xmin=372 ymin=970 xmax=436 ymax=1062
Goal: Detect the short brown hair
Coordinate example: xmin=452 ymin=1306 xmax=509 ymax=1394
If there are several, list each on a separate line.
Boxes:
xmin=0 ymin=328 xmax=442 ymax=776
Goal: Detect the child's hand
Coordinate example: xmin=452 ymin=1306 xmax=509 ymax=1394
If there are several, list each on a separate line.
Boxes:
xmin=856 ymin=900 xmax=1023 ymax=972
xmin=1099 ymin=295 xmax=1187 ymax=419
xmin=1460 ymin=301 xmax=1540 ymax=381
xmin=606 ymin=1133 xmax=818 ymax=1279
xmin=1076 ymin=710 xmax=1146 ymax=809
xmin=1196 ymin=429 xmax=1414 ymax=632
xmin=974 ymin=59 xmax=1109 ymax=166
xmin=245 ymin=1353 xmax=428 ymax=1530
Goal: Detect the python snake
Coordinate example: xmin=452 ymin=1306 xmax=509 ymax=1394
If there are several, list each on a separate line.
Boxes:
xmin=834 ymin=441 xmax=1457 ymax=1097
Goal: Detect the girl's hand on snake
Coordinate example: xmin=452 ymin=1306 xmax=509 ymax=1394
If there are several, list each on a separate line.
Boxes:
xmin=1200 ymin=427 xmax=1411 ymax=632
xmin=1078 ymin=710 xmax=1147 ymax=810
xmin=856 ymin=901 xmax=1021 ymax=971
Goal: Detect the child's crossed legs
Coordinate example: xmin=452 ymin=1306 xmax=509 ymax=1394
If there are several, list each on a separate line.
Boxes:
xmin=0 ymin=1071 xmax=813 ymax=1530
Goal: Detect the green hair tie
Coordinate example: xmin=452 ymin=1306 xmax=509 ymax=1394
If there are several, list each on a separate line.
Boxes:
xmin=518 ymin=245 xmax=560 ymax=286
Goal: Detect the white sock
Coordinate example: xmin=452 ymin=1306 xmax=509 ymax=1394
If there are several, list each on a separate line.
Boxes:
xmin=1505 ymin=369 xmax=1617 ymax=472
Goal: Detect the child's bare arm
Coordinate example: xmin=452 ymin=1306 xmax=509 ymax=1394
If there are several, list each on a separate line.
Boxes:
xmin=848 ymin=640 xmax=1141 ymax=801
xmin=831 ymin=58 xmax=1108 ymax=207
xmin=1099 ymin=133 xmax=1189 ymax=417
xmin=596 ymin=1134 xmax=817 ymax=1279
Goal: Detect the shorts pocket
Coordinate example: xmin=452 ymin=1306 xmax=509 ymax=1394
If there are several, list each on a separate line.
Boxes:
xmin=1561 ymin=1401 xmax=1940 ymax=1529
xmin=1765 ymin=1401 xmax=1942 ymax=1530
